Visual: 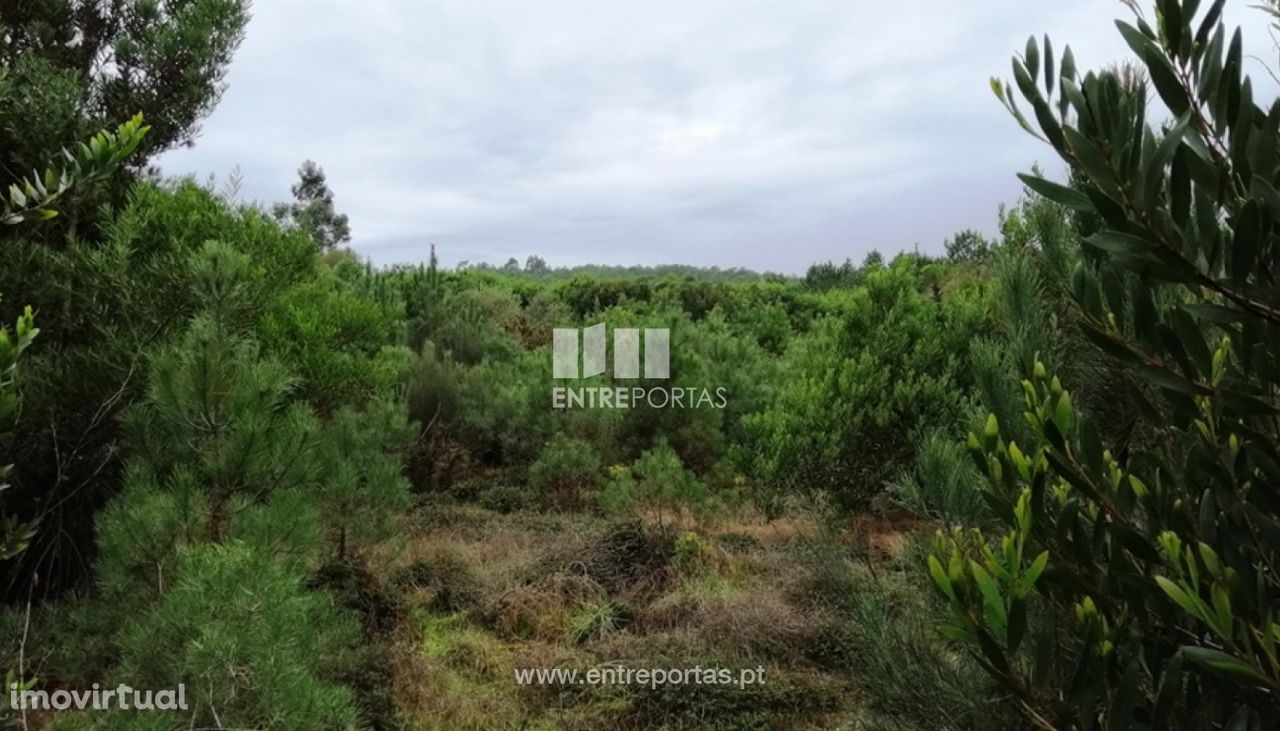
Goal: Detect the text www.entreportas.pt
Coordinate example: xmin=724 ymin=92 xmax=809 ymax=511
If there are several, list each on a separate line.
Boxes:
xmin=513 ymin=665 xmax=765 ymax=689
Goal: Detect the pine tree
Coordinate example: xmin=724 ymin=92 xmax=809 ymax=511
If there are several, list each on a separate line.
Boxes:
xmin=314 ymin=399 xmax=413 ymax=563
xmin=96 ymin=242 xmax=326 ymax=593
xmin=79 ymin=239 xmax=412 ymax=727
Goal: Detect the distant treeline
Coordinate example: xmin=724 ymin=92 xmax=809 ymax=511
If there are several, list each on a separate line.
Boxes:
xmin=418 ymin=255 xmax=788 ymax=283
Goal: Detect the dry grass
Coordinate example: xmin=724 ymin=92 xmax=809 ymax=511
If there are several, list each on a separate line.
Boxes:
xmin=482 ymin=573 xmax=608 ymax=642
xmin=706 ymin=514 xmax=816 ymax=545
xmin=373 ymin=498 xmax=903 ymax=729
xmin=846 ymin=510 xmax=925 ymax=559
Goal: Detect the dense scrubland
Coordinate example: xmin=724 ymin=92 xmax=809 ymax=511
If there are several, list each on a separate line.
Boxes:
xmin=3 ymin=1 xmax=1280 ymax=729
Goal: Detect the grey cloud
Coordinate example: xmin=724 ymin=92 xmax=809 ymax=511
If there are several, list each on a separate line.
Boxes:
xmin=159 ymin=0 xmax=1279 ymax=273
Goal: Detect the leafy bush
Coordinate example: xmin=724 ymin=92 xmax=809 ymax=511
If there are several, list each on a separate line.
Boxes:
xmin=0 ymin=298 xmax=37 ymax=559
xmin=742 ymin=258 xmax=991 ymax=509
xmin=944 ymin=229 xmax=995 ymax=263
xmin=258 ymin=274 xmax=404 ymax=414
xmin=0 ymin=114 xmax=149 ymax=225
xmin=528 ymin=434 xmax=603 ymax=508
xmin=427 ymin=286 xmax=523 ymax=366
xmin=672 ymin=530 xmax=717 ymax=577
xmin=599 ymin=440 xmax=708 ymax=527
xmin=929 ymin=2 xmax=1280 ymax=726
xmin=456 ymin=351 xmax=552 ymax=465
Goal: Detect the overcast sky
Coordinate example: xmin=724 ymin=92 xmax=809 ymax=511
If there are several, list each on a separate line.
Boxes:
xmin=157 ymin=1 xmax=1277 ymax=273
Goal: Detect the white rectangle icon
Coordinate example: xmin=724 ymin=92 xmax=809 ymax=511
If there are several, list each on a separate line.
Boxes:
xmin=554 ymin=325 xmax=669 ymax=380
xmin=644 ymin=328 xmax=669 ymax=379
xmin=552 ymin=328 xmax=578 ymax=379
xmin=613 ymin=328 xmax=640 ymax=379
xmin=583 ymin=323 xmax=606 ymax=377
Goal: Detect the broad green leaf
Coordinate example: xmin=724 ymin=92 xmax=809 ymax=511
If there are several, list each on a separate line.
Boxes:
xmin=1024 ymin=550 xmax=1049 ymax=590
xmin=1017 ymin=173 xmax=1091 ymax=210
xmin=1156 ymin=575 xmax=1202 ymax=620
xmin=1153 ymin=652 xmax=1184 ymax=727
xmin=1181 ymin=647 xmax=1272 ymax=686
xmin=1145 ymin=49 xmax=1190 ymax=115
xmin=1087 ymin=231 xmax=1155 ymax=256
xmin=1043 ymin=35 xmax=1055 ymax=96
xmin=970 ymin=560 xmax=1007 ymax=632
xmin=1195 ymin=0 xmax=1225 ymax=46
xmin=1025 ymin=36 xmax=1040 ymax=82
xmin=1230 ymin=200 xmax=1261 ymax=286
xmin=928 ymin=555 xmax=955 ymax=600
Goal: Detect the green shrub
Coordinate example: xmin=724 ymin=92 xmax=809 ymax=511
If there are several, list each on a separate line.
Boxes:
xmin=740 ymin=259 xmax=991 ymax=510
xmin=929 ymin=2 xmax=1280 ymax=726
xmin=426 ymin=287 xmax=522 ymax=365
xmin=2 ymin=180 xmax=318 ymax=594
xmin=0 ymin=298 xmax=37 ymax=560
xmin=258 ymin=274 xmax=404 ymax=414
xmin=43 ymin=239 xmax=408 ymax=728
xmin=599 ymin=440 xmax=708 ymax=527
xmin=529 ymin=434 xmax=603 ymax=508
xmin=672 ymin=530 xmax=716 ymax=577
xmin=97 ymin=311 xmax=327 ymax=596
xmin=456 ymin=351 xmax=552 ymax=466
